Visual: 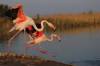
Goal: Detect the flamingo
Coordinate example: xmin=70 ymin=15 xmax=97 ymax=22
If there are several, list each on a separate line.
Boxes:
xmin=26 ymin=31 xmax=61 ymax=47
xmin=6 ymin=3 xmax=56 ymax=44
xmin=25 ymin=23 xmax=61 ymax=56
xmin=25 ymin=22 xmax=56 ymax=39
xmin=8 ymin=20 xmax=56 ymax=44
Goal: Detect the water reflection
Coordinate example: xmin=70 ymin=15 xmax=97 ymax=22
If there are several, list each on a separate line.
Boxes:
xmin=0 ymin=26 xmax=100 ymax=64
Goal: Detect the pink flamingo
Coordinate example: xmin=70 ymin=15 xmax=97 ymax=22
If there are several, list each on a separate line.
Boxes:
xmin=8 ymin=3 xmax=56 ymax=44
xmin=26 ymin=31 xmax=61 ymax=47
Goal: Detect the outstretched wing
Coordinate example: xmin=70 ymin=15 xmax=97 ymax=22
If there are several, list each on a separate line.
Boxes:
xmin=4 ymin=8 xmax=19 ymax=20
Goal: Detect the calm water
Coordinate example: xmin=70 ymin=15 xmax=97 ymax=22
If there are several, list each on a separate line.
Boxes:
xmin=0 ymin=27 xmax=100 ymax=66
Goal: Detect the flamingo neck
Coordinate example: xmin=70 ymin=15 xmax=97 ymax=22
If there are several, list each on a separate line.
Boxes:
xmin=47 ymin=34 xmax=55 ymax=41
xmin=33 ymin=20 xmax=48 ymax=31
xmin=47 ymin=34 xmax=60 ymax=41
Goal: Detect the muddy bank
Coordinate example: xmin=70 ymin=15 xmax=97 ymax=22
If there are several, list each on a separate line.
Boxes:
xmin=0 ymin=52 xmax=72 ymax=66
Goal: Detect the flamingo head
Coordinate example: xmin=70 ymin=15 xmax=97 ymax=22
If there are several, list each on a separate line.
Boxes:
xmin=47 ymin=22 xmax=56 ymax=31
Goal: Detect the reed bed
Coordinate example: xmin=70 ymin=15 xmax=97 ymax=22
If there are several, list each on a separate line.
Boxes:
xmin=42 ymin=13 xmax=100 ymax=32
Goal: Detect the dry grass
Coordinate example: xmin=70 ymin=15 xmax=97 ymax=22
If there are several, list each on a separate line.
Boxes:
xmin=44 ymin=13 xmax=100 ymax=23
xmin=41 ymin=13 xmax=100 ymax=31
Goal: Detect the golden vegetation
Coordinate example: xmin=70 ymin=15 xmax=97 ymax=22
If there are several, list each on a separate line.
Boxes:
xmin=40 ymin=13 xmax=100 ymax=32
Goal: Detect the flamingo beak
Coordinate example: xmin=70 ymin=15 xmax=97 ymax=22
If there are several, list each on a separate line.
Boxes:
xmin=58 ymin=36 xmax=61 ymax=42
xmin=47 ymin=22 xmax=56 ymax=32
xmin=52 ymin=26 xmax=56 ymax=32
xmin=50 ymin=23 xmax=56 ymax=31
xmin=56 ymin=35 xmax=61 ymax=42
xmin=59 ymin=39 xmax=61 ymax=42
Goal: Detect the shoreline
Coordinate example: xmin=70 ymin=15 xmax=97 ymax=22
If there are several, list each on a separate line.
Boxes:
xmin=0 ymin=52 xmax=72 ymax=66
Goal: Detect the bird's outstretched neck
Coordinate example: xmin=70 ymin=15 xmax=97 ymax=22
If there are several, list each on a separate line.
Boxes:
xmin=33 ymin=20 xmax=56 ymax=31
xmin=47 ymin=34 xmax=61 ymax=41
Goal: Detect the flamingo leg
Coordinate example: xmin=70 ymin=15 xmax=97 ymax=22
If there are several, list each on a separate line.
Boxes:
xmin=9 ymin=26 xmax=16 ymax=32
xmin=8 ymin=30 xmax=22 ymax=46
xmin=28 ymin=34 xmax=33 ymax=40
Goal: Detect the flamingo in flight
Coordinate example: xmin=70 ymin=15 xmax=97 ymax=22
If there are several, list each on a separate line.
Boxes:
xmin=4 ymin=3 xmax=56 ymax=44
xmin=25 ymin=23 xmax=61 ymax=57
xmin=25 ymin=23 xmax=61 ymax=47
xmin=26 ymin=33 xmax=61 ymax=47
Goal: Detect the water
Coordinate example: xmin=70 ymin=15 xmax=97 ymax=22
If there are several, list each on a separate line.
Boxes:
xmin=0 ymin=27 xmax=100 ymax=66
